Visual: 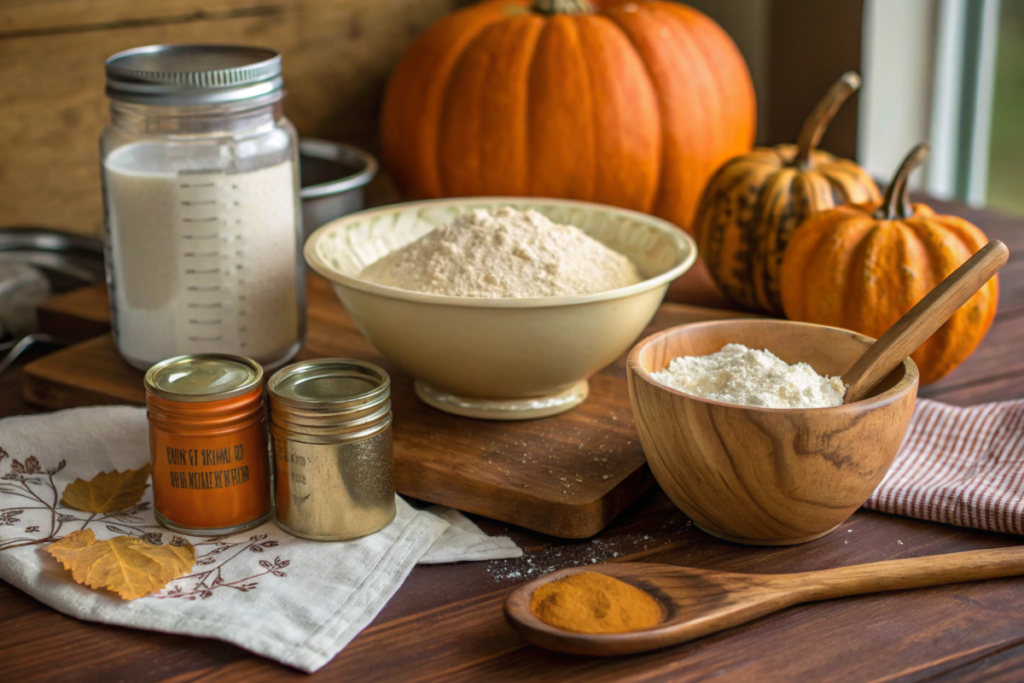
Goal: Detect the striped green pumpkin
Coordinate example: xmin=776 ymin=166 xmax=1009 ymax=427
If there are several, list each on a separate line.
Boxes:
xmin=694 ymin=73 xmax=880 ymax=313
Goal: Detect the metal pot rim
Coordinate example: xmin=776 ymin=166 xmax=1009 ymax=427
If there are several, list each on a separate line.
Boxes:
xmin=299 ymin=138 xmax=378 ymax=199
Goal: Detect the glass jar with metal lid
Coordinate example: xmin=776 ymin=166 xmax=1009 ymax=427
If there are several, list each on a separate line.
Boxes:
xmin=101 ymin=44 xmax=304 ymax=371
xmin=267 ymin=359 xmax=396 ymax=540
xmin=145 ymin=353 xmax=273 ymax=535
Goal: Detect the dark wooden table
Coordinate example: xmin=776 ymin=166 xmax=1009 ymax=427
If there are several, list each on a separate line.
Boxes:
xmin=2 ymin=197 xmax=1024 ymax=682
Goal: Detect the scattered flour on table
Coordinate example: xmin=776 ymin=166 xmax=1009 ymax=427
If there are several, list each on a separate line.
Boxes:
xmin=651 ymin=343 xmax=847 ymax=409
xmin=487 ymin=517 xmax=693 ymax=584
xmin=359 ymin=207 xmax=643 ymax=298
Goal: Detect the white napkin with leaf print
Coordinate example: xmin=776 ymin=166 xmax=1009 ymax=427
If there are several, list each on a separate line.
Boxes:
xmin=0 ymin=406 xmax=520 ymax=673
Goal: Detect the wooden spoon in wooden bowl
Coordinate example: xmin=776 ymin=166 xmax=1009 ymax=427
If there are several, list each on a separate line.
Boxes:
xmin=505 ymin=547 xmax=1024 ymax=656
xmin=842 ymin=239 xmax=1009 ymax=403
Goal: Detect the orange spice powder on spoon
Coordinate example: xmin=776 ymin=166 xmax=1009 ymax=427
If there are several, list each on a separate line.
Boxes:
xmin=530 ymin=571 xmax=664 ymax=634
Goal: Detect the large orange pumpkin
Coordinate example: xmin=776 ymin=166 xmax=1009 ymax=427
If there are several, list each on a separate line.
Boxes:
xmin=694 ymin=72 xmax=881 ymax=313
xmin=780 ymin=144 xmax=999 ymax=384
xmin=380 ymin=0 xmax=756 ymax=233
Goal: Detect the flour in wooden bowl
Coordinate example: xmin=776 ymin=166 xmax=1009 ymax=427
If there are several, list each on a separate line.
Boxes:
xmin=358 ymin=207 xmax=643 ymax=298
xmin=651 ymin=343 xmax=847 ymax=409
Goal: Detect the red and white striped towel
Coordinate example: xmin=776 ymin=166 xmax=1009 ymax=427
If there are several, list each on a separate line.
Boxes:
xmin=865 ymin=398 xmax=1024 ymax=535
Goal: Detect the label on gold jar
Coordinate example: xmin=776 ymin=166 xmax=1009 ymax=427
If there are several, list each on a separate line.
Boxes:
xmin=273 ymin=430 xmax=395 ymax=540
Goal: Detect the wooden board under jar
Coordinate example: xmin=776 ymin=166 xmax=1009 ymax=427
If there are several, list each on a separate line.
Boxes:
xmin=24 ymin=276 xmax=748 ymax=538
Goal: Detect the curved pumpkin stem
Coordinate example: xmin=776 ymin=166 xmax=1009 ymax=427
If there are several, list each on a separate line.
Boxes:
xmin=794 ymin=72 xmax=861 ymax=170
xmin=877 ymin=143 xmax=931 ymax=220
xmin=532 ymin=0 xmax=594 ymax=15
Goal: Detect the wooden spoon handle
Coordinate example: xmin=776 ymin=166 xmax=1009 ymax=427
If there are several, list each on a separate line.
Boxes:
xmin=842 ymin=240 xmax=1009 ymax=403
xmin=780 ymin=546 xmax=1024 ymax=602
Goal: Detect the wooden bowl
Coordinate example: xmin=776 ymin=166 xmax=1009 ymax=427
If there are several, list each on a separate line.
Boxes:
xmin=627 ymin=320 xmax=919 ymax=546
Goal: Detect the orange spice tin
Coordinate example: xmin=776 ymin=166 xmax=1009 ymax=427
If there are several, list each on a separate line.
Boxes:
xmin=144 ymin=354 xmax=272 ymax=535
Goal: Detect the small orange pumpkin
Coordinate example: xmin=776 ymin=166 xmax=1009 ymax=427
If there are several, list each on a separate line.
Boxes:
xmin=780 ymin=143 xmax=999 ymax=385
xmin=695 ymin=72 xmax=881 ymax=313
xmin=381 ymin=0 xmax=756 ymax=233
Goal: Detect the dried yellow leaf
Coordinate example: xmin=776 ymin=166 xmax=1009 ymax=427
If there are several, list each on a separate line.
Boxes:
xmin=46 ymin=529 xmax=195 ymax=600
xmin=61 ymin=464 xmax=152 ymax=513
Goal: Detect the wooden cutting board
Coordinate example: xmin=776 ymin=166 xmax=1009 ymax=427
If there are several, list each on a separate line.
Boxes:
xmin=25 ymin=276 xmax=746 ymax=538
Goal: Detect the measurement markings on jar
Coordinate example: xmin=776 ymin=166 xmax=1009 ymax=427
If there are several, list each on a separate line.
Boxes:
xmin=178 ymin=176 xmax=256 ymax=355
xmin=178 ymin=175 xmax=234 ymax=353
xmin=231 ymin=214 xmax=250 ymax=351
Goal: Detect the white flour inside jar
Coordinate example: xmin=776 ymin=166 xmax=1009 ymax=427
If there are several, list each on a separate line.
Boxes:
xmin=104 ymin=143 xmax=299 ymax=369
xmin=651 ymin=343 xmax=847 ymax=409
xmin=359 ymin=207 xmax=643 ymax=298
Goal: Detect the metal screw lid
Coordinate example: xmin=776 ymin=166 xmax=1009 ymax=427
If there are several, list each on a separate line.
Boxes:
xmin=106 ymin=44 xmax=283 ymax=106
xmin=267 ymin=359 xmax=391 ymax=432
xmin=269 ymin=359 xmax=390 ymax=408
xmin=145 ymin=354 xmax=264 ymax=403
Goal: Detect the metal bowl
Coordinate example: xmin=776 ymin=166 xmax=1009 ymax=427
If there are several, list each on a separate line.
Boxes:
xmin=299 ymin=139 xmax=378 ymax=236
xmin=0 ymin=228 xmax=104 ymax=291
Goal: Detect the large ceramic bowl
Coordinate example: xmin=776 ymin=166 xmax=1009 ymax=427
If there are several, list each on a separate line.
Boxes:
xmin=305 ymin=197 xmax=697 ymax=419
xmin=627 ymin=319 xmax=919 ymax=545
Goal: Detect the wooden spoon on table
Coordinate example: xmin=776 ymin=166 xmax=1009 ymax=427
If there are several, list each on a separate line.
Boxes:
xmin=841 ymin=239 xmax=1009 ymax=403
xmin=504 ymin=548 xmax=1024 ymax=656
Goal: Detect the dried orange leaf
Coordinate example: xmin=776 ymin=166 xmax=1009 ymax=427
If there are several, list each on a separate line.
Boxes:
xmin=46 ymin=529 xmax=195 ymax=600
xmin=61 ymin=464 xmax=152 ymax=513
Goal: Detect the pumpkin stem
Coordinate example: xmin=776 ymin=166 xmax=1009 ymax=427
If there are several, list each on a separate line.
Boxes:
xmin=531 ymin=0 xmax=594 ymax=15
xmin=794 ymin=72 xmax=861 ymax=169
xmin=877 ymin=143 xmax=931 ymax=220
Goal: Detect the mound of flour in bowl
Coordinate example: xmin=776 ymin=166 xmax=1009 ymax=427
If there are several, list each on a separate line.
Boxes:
xmin=651 ymin=343 xmax=847 ymax=409
xmin=359 ymin=207 xmax=643 ymax=298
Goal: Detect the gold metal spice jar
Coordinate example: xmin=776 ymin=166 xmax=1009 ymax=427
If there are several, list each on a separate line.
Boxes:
xmin=267 ymin=358 xmax=396 ymax=540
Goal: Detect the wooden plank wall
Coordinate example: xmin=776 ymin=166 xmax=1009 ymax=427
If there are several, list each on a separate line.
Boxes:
xmin=0 ymin=0 xmax=470 ymax=238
